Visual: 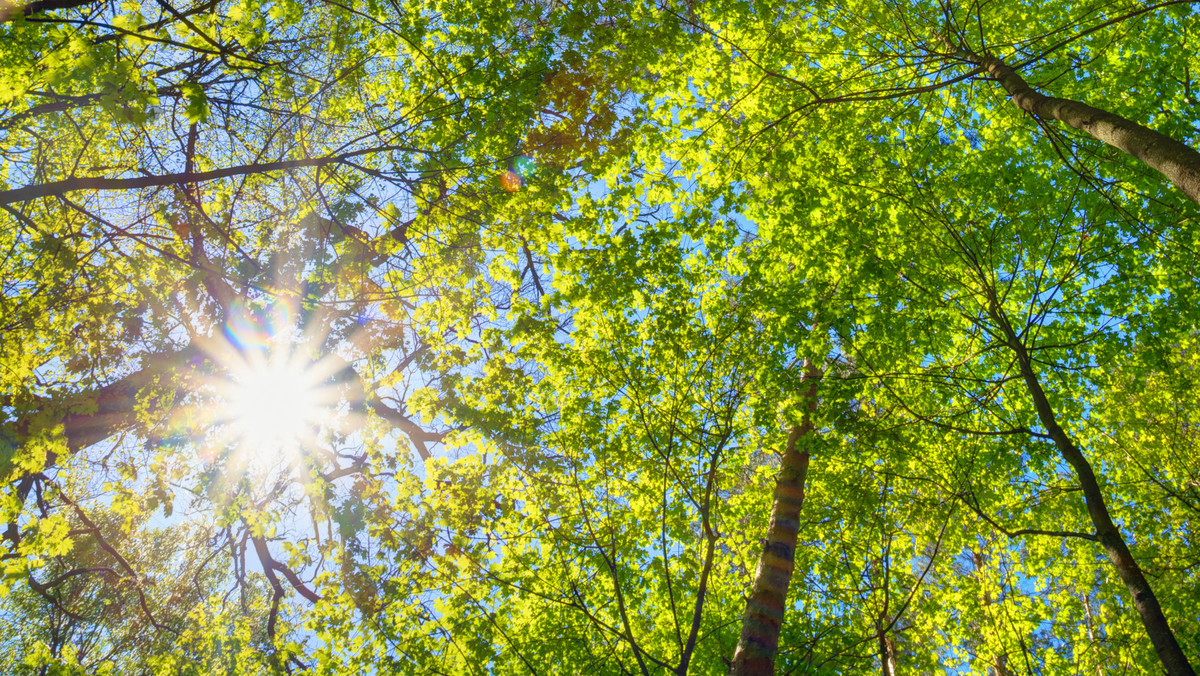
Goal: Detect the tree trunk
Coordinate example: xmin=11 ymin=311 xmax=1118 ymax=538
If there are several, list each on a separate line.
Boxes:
xmin=988 ymin=297 xmax=1195 ymax=676
xmin=953 ymin=45 xmax=1200 ymax=206
xmin=878 ymin=620 xmax=897 ymax=676
xmin=9 ymin=345 xmax=202 ymax=457
xmin=729 ymin=367 xmax=819 ymax=675
xmin=1083 ymin=594 xmax=1107 ymax=676
xmin=973 ymin=549 xmax=1011 ymax=676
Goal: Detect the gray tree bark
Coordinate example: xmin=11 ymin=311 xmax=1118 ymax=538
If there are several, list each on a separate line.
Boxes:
xmin=730 ymin=366 xmax=819 ymax=675
xmin=951 ymin=45 xmax=1200 ymax=206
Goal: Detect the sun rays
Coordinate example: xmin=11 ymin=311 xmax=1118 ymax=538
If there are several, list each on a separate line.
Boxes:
xmin=204 ymin=296 xmax=347 ymax=474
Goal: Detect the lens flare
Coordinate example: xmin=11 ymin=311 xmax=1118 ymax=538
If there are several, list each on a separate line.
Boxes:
xmin=500 ymin=170 xmax=523 ymax=192
xmin=513 ymin=155 xmax=536 ymax=178
xmin=224 ymin=297 xmax=291 ymax=350
xmin=500 ymin=155 xmax=537 ymax=192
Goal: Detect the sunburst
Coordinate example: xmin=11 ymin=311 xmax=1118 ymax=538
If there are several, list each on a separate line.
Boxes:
xmin=206 ymin=297 xmax=341 ymax=471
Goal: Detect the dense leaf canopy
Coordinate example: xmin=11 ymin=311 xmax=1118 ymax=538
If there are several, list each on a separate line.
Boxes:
xmin=2 ymin=0 xmax=1199 ymax=674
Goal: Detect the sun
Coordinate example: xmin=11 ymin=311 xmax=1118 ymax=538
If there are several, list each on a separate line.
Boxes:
xmin=223 ymin=357 xmax=321 ymax=455
xmin=205 ymin=297 xmax=345 ymax=470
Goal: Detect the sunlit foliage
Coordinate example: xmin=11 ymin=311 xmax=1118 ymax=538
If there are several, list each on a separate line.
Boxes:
xmin=2 ymin=0 xmax=1200 ymax=674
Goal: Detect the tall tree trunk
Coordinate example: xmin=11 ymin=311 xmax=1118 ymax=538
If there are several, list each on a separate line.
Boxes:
xmin=972 ymin=549 xmax=1011 ymax=676
xmin=950 ymin=45 xmax=1200 ymax=206
xmin=1082 ymin=594 xmax=1107 ymax=676
xmin=878 ymin=616 xmax=897 ymax=676
xmin=729 ymin=367 xmax=819 ymax=675
xmin=988 ymin=296 xmax=1196 ymax=676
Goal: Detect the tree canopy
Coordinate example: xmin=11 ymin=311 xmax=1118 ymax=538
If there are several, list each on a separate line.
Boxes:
xmin=2 ymin=0 xmax=1200 ymax=674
